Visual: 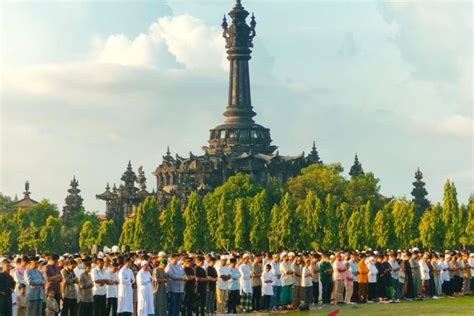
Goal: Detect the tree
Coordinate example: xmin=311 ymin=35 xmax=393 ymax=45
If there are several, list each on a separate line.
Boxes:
xmin=269 ymin=203 xmax=281 ymax=252
xmin=288 ymin=163 xmax=346 ymax=202
xmin=321 ymin=194 xmax=339 ymax=251
xmin=133 ymin=197 xmax=161 ymax=251
xmin=418 ymin=204 xmax=444 ymax=250
xmin=392 ymin=199 xmax=417 ymax=249
xmin=39 ymin=216 xmax=63 ymax=254
xmin=214 ymin=194 xmax=232 ymax=250
xmin=347 ymin=211 xmax=364 ymax=249
xmin=411 ymin=168 xmax=430 ymax=217
xmin=119 ymin=218 xmax=136 ymax=248
xmin=204 ymin=173 xmax=263 ymax=248
xmin=298 ymin=190 xmax=323 ymax=249
xmin=79 ymin=220 xmax=97 ymax=252
xmin=0 ymin=214 xmax=17 ymax=254
xmin=183 ymin=192 xmax=208 ymax=251
xmin=97 ymin=220 xmax=119 ymax=247
xmin=442 ymin=181 xmax=462 ymax=249
xmin=337 ymin=203 xmax=352 ymax=249
xmin=61 ymin=208 xmax=99 ymax=252
xmin=362 ymin=201 xmax=375 ymax=247
xmin=462 ymin=195 xmax=474 ymax=247
xmin=249 ymin=190 xmax=270 ymax=251
xmin=0 ymin=193 xmax=15 ymax=213
xmin=344 ymin=172 xmax=384 ymax=211
xmin=160 ymin=196 xmax=184 ymax=252
xmin=28 ymin=200 xmax=60 ymax=228
xmin=234 ymin=198 xmax=250 ymax=251
xmin=373 ymin=208 xmax=393 ymax=249
xmin=277 ymin=193 xmax=298 ymax=249
xmin=349 ymin=154 xmax=364 ymax=178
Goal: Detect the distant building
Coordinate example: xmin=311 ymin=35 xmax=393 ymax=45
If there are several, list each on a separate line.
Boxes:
xmin=62 ymin=176 xmax=84 ymax=221
xmin=14 ymin=181 xmax=38 ymax=210
xmin=97 ymin=0 xmax=322 ymax=227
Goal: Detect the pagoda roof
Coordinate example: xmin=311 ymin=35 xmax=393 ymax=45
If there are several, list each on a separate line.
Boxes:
xmin=14 ymin=196 xmax=38 ymax=210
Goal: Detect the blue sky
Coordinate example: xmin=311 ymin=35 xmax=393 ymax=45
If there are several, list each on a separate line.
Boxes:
xmin=1 ymin=0 xmax=472 ymax=212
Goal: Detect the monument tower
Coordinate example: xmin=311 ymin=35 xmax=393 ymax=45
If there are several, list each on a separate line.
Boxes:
xmin=97 ymin=0 xmax=322 ymax=225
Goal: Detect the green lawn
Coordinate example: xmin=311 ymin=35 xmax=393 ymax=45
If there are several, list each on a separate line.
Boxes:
xmin=278 ymin=296 xmax=474 ymax=316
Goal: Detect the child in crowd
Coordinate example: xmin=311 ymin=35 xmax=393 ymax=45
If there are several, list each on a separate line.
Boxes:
xmin=261 ymin=264 xmax=274 ymax=311
xmin=45 ymin=289 xmax=60 ymax=316
xmin=16 ymin=283 xmax=28 ymax=316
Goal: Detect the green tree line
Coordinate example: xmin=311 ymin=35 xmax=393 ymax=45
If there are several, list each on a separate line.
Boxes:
xmin=1 ymin=164 xmax=472 ymax=254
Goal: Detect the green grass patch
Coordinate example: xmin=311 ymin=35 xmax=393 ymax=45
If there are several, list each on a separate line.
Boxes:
xmin=278 ymin=296 xmax=474 ymax=316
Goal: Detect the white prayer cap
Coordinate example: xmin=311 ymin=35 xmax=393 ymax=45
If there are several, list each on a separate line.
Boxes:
xmin=59 ymin=256 xmax=65 ymax=261
xmin=288 ymin=252 xmax=296 ymax=257
xmin=243 ymin=253 xmax=251 ymax=259
xmin=158 ymin=251 xmax=167 ymax=257
xmin=220 ymin=255 xmax=228 ymax=260
xmin=412 ymin=247 xmax=419 ymax=252
xmin=280 ymin=252 xmax=288 ymax=259
xmin=369 ymin=256 xmax=375 ymax=261
xmin=446 ymin=255 xmax=451 ymax=259
xmin=141 ymin=260 xmax=149 ymax=266
xmin=373 ymin=251 xmax=379 ymax=255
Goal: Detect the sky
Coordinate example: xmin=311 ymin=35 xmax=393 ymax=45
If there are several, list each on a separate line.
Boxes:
xmin=0 ymin=0 xmax=472 ymax=213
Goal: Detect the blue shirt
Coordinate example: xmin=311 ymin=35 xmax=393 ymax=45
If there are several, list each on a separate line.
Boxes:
xmin=229 ymin=267 xmax=241 ymax=291
xmin=25 ymin=268 xmax=44 ymax=301
xmin=165 ymin=263 xmax=185 ymax=293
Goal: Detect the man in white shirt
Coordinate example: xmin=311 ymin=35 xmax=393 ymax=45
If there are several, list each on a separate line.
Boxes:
xmin=440 ymin=255 xmax=451 ymax=296
xmin=136 ymin=261 xmax=154 ymax=316
xmin=270 ymin=254 xmax=282 ymax=309
xmin=215 ymin=256 xmax=231 ymax=314
xmin=239 ymin=254 xmax=253 ymax=312
xmin=279 ymin=252 xmax=294 ymax=308
xmin=420 ymin=254 xmax=430 ymax=298
xmin=118 ymin=257 xmax=135 ymax=316
xmin=300 ymin=259 xmax=313 ymax=310
xmin=91 ymin=257 xmax=108 ymax=316
xmin=389 ymin=253 xmax=401 ymax=301
xmin=106 ymin=261 xmax=119 ymax=316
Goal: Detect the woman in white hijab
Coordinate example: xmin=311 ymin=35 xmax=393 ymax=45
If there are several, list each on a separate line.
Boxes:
xmin=137 ymin=260 xmax=155 ymax=316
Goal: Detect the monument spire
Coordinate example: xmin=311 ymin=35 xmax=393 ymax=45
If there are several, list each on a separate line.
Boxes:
xmin=222 ymin=0 xmax=257 ymax=125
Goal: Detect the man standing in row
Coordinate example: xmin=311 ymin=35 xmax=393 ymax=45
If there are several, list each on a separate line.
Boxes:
xmin=61 ymin=259 xmax=78 ymax=316
xmin=0 ymin=259 xmax=15 ymax=316
xmin=239 ymin=254 xmax=252 ymax=312
xmin=216 ymin=256 xmax=231 ymax=314
xmin=118 ymin=257 xmax=135 ymax=316
xmin=136 ymin=261 xmax=154 ymax=316
xmin=91 ymin=258 xmax=108 ymax=316
xmin=166 ymin=254 xmax=185 ymax=316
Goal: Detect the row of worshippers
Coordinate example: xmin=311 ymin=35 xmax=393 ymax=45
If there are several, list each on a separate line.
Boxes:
xmin=0 ymin=249 xmax=473 ymax=316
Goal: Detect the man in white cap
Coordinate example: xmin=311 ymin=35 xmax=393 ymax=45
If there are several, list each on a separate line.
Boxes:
xmin=137 ymin=260 xmax=154 ymax=316
xmin=216 ymin=256 xmax=231 ymax=314
xmin=239 ymin=254 xmax=253 ymax=312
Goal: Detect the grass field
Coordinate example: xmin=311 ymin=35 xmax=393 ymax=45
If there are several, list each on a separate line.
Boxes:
xmin=281 ymin=296 xmax=474 ymax=316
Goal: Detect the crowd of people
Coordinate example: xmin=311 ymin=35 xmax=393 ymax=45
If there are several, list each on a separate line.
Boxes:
xmin=0 ymin=248 xmax=473 ymax=316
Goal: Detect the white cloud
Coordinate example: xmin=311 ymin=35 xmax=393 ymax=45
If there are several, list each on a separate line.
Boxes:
xmin=91 ymin=14 xmax=226 ymax=71
xmin=377 ymin=1 xmax=472 ymax=111
xmin=411 ymin=114 xmax=474 ymax=139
